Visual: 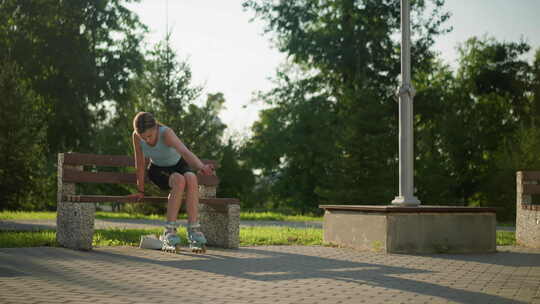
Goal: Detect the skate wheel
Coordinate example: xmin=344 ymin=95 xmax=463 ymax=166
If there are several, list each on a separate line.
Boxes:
xmin=191 ymin=247 xmax=204 ymax=254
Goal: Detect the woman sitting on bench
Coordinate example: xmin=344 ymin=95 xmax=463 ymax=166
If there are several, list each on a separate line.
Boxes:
xmin=129 ymin=111 xmax=214 ymax=252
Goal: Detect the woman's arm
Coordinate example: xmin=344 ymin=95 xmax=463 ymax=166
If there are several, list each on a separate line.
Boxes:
xmin=132 ymin=132 xmax=146 ymax=194
xmin=163 ymin=128 xmax=214 ymax=175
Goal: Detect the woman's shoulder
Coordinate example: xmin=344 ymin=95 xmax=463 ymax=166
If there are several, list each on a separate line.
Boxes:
xmin=160 ymin=125 xmax=176 ymax=139
xmin=158 ymin=124 xmax=173 ymax=134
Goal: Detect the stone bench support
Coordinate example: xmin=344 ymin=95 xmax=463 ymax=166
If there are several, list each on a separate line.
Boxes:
xmin=516 ymin=171 xmax=540 ymax=248
xmin=198 ymin=186 xmax=240 ymax=249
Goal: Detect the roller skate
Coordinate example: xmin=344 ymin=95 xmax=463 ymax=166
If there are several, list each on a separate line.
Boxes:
xmin=160 ymin=221 xmax=182 ymax=253
xmin=187 ymin=222 xmax=207 ymax=253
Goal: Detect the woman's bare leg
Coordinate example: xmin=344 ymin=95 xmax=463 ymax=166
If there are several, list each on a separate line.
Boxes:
xmin=184 ymin=172 xmax=199 ymax=223
xmin=167 ymin=173 xmax=185 ymax=222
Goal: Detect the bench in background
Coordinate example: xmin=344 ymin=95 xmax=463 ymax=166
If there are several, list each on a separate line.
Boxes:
xmin=516 ymin=171 xmax=540 ymax=248
xmin=57 ymin=152 xmax=240 ymax=250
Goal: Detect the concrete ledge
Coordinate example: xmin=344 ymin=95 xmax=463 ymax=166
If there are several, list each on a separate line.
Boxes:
xmin=320 ymin=205 xmax=497 ymax=213
xmin=321 ymin=205 xmax=496 ymax=254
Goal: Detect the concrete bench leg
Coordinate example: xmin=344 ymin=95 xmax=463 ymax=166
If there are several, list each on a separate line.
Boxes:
xmin=199 ymin=203 xmax=240 ymax=249
xmin=516 ymin=172 xmax=540 ymax=248
xmin=57 ymin=153 xmax=95 ymax=250
xmin=56 ymin=201 xmax=95 ymax=250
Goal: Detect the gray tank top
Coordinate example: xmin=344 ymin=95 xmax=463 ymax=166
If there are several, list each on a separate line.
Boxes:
xmin=140 ymin=126 xmax=181 ymax=167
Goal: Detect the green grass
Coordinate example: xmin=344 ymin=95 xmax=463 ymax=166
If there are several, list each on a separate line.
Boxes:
xmin=0 ymin=210 xmax=322 ymax=222
xmin=240 ymin=226 xmax=322 ymax=246
xmin=0 ymin=227 xmax=323 ymax=248
xmin=0 ymin=230 xmax=58 ymax=248
xmin=0 ymin=228 xmax=516 ymax=248
xmin=239 ymin=211 xmax=321 ymax=222
xmin=496 ymin=230 xmax=516 ymax=246
xmin=95 ymin=212 xmax=165 ymax=220
xmin=0 ymin=211 xmax=57 ymax=220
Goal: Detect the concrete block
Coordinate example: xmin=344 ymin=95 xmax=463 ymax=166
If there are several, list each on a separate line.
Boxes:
xmin=322 ymin=206 xmax=496 ymax=254
xmin=386 ymin=212 xmax=496 ymax=253
xmin=323 ymin=210 xmax=387 ymax=252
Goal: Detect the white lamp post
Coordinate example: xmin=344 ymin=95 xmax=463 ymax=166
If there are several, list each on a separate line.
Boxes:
xmin=392 ymin=0 xmax=421 ymax=206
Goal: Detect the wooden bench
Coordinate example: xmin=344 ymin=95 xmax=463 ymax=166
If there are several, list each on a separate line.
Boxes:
xmin=516 ymin=171 xmax=540 ymax=248
xmin=56 ymin=152 xmax=240 ymax=250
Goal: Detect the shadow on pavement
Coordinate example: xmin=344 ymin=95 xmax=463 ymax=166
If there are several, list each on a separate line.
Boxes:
xmin=0 ymin=245 xmax=528 ymax=304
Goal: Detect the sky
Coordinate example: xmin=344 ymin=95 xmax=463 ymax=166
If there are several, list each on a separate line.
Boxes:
xmin=125 ymin=0 xmax=540 ymax=137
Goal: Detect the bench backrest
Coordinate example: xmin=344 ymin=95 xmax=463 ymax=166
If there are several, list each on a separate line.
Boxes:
xmin=516 ymin=171 xmax=540 ymax=195
xmin=516 ymin=171 xmax=540 ymax=211
xmin=59 ymin=152 xmax=220 ymax=186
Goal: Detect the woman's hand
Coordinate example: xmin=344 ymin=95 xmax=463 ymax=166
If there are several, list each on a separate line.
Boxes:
xmin=127 ymin=192 xmax=145 ymax=202
xmin=198 ymin=164 xmax=215 ymax=176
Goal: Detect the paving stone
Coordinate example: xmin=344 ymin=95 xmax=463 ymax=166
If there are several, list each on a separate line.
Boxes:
xmin=0 ymin=245 xmax=539 ymax=303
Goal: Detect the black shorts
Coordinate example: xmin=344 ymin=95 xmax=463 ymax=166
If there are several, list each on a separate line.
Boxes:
xmin=147 ymin=158 xmax=193 ymax=190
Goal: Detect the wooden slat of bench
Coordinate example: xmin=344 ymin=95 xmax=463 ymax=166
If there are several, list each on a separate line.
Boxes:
xmin=522 ymin=184 xmax=540 ymax=195
xmin=62 ymin=152 xmax=218 ymax=168
xmin=520 ymin=171 xmax=540 ymax=181
xmin=63 ymin=194 xmax=239 ymax=205
xmin=64 ymin=153 xmax=136 ymax=167
xmin=522 ymin=203 xmax=540 ymax=211
xmin=63 ymin=169 xmax=137 ymax=184
xmin=62 ymin=169 xmax=220 ymax=186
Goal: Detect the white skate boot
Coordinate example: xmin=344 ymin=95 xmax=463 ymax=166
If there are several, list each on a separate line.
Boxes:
xmin=187 ymin=222 xmax=207 ymax=253
xmin=160 ymin=221 xmax=182 ymax=253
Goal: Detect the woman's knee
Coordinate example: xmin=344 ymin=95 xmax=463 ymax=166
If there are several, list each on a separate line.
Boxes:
xmin=184 ymin=172 xmax=198 ymax=189
xmin=169 ymin=173 xmax=186 ymax=190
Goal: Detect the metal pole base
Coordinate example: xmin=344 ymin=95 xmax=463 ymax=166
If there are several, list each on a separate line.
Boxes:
xmin=392 ymin=195 xmax=421 ymax=206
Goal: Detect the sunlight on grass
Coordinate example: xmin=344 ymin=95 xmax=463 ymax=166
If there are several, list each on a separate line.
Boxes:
xmin=240 ymin=211 xmax=321 ymax=222
xmin=0 ymin=230 xmax=58 ymax=247
xmin=240 ymin=226 xmax=323 ymax=246
xmin=0 ymin=227 xmax=323 ymax=248
xmin=496 ymin=231 xmax=516 ymax=246
xmin=0 ymin=229 xmax=516 ymax=248
xmin=0 ymin=211 xmax=57 ymax=220
xmin=93 ymin=228 xmax=173 ymax=247
xmin=0 ymin=210 xmax=322 ymax=222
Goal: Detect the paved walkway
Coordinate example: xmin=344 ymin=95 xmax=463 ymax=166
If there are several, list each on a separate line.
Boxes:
xmin=0 ymin=245 xmax=539 ymax=304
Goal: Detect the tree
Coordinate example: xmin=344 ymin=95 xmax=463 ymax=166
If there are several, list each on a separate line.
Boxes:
xmin=412 ymin=37 xmax=536 ymax=220
xmin=443 ymin=38 xmax=531 ymax=204
xmin=413 ymin=58 xmax=461 ymax=204
xmin=0 ymin=0 xmax=147 ymax=210
xmin=0 ymin=60 xmax=49 ymax=210
xmin=102 ymin=35 xmax=228 ymax=213
xmin=484 ymin=48 xmax=540 ymax=221
xmin=0 ymin=0 xmax=146 ymax=155
xmin=242 ymin=0 xmax=450 ymax=212
xmin=115 ymin=37 xmax=226 ymax=159
xmin=217 ymin=139 xmax=256 ymax=209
